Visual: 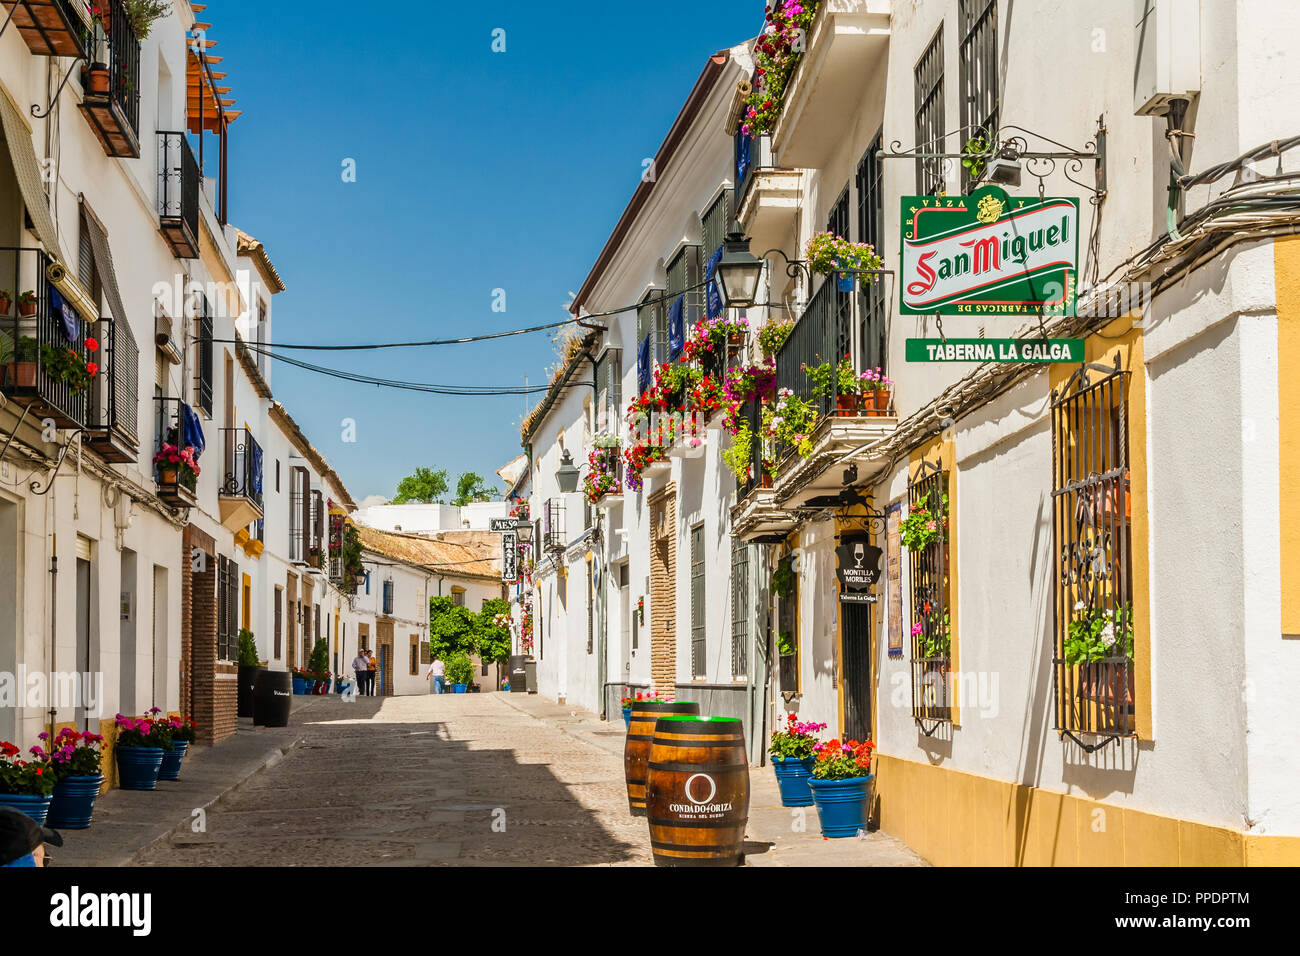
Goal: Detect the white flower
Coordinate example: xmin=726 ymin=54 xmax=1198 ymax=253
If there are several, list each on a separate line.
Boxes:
xmin=1073 ymin=601 xmax=1085 ymax=612
xmin=1099 ymin=622 xmax=1116 ymax=648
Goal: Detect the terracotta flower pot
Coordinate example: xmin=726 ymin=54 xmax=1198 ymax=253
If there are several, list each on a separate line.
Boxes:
xmin=760 ymin=468 xmax=773 ymax=489
xmin=10 ymin=361 xmax=36 ymax=389
xmin=874 ymin=387 xmax=892 ymax=415
xmin=18 ymin=300 xmax=36 ymax=318
xmin=159 ymin=468 xmax=178 ymax=485
xmin=836 ymin=393 xmax=857 ymax=417
xmin=0 ymin=295 xmax=11 ymax=315
xmin=88 ymin=65 xmax=110 ymax=95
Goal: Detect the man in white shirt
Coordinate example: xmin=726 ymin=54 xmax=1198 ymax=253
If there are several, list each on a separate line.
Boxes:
xmin=426 ymin=657 xmax=445 ymax=695
xmin=351 ymin=650 xmax=369 ymax=696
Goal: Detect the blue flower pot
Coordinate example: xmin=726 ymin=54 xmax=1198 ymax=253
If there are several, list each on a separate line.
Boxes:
xmin=771 ymin=755 xmax=816 ymax=807
xmin=158 ymin=741 xmax=188 ymax=781
xmin=116 ymin=745 xmax=165 ymax=791
xmin=292 ymin=676 xmax=307 ymax=695
xmin=453 ymin=684 xmax=467 ymax=694
xmin=836 ymin=273 xmax=856 ymax=293
xmin=0 ymin=793 xmax=54 ymax=826
xmin=47 ymin=775 xmax=104 ymax=829
xmin=622 ymin=708 xmax=631 ymax=729
xmin=809 ymin=774 xmax=873 ymax=838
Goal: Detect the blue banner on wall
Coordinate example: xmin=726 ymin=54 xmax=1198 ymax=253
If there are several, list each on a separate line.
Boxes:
xmin=668 ymin=294 xmax=685 ymax=361
xmin=50 ymin=287 xmax=79 ymax=343
xmin=637 ymin=334 xmax=650 ymax=394
xmin=705 ymin=246 xmax=723 ymax=319
xmin=735 ymin=130 xmax=752 ymax=190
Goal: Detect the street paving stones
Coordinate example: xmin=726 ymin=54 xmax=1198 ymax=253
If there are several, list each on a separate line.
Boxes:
xmin=104 ymin=692 xmax=926 ymax=867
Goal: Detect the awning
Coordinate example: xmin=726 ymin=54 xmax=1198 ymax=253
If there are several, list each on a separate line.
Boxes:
xmin=79 ymin=199 xmax=128 ymax=324
xmin=0 ymin=86 xmax=99 ymax=323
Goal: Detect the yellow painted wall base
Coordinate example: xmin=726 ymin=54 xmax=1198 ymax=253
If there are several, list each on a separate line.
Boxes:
xmin=875 ymin=754 xmax=1300 ymax=866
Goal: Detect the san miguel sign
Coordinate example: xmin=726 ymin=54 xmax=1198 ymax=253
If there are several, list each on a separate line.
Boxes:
xmin=900 ymin=186 xmax=1079 ymax=316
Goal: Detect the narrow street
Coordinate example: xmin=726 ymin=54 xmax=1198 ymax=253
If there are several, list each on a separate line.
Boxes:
xmin=131 ymin=694 xmax=923 ymax=867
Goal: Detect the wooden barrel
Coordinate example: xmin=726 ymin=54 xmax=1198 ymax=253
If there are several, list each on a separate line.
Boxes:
xmin=624 ymin=700 xmax=700 ymax=816
xmin=645 ymin=715 xmax=749 ymax=867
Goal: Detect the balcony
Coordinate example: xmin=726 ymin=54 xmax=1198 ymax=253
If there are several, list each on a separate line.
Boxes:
xmin=157 ymin=132 xmax=199 ymax=259
xmin=83 ymin=317 xmax=139 ymax=463
xmin=735 ymin=132 xmax=802 ymax=261
xmin=542 ymin=498 xmax=565 ymax=554
xmin=2 ymin=0 xmax=90 ymax=58
xmin=769 ymin=0 xmax=891 ymax=170
xmin=154 ymin=397 xmax=199 ymax=509
xmin=218 ymin=427 xmax=264 ymax=532
xmin=770 ymin=277 xmax=896 ymax=510
xmin=0 ymin=247 xmax=89 ymax=429
xmin=77 ymin=0 xmax=141 ymax=158
xmin=730 ymin=398 xmax=798 ymax=543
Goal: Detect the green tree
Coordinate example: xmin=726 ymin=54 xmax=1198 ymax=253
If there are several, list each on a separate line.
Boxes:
xmin=453 ymin=472 xmax=494 ymax=506
xmin=393 ymin=467 xmax=449 ymax=504
xmin=429 ymin=595 xmax=475 ymax=660
xmin=473 ymin=598 xmax=512 ymax=667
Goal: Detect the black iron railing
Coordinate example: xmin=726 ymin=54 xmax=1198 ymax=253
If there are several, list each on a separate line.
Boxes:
xmin=542 ymin=498 xmax=565 ymax=553
xmin=157 ymin=131 xmax=199 ymax=257
xmin=735 ymin=397 xmax=765 ymax=501
xmin=86 ymin=316 xmax=140 ymax=453
xmin=0 ymin=247 xmax=88 ymax=428
xmin=908 ymin=461 xmax=951 ymax=724
xmin=92 ymin=0 xmax=140 ymax=132
xmin=775 ymin=279 xmax=853 ymax=417
xmin=153 ymin=396 xmax=201 ymax=498
xmin=735 ymin=130 xmax=774 ymax=208
xmin=220 ymin=427 xmax=264 ymax=511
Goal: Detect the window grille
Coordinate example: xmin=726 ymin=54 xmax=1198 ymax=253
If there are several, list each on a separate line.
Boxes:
xmin=908 ymin=459 xmax=951 ymax=724
xmin=826 ymin=185 xmax=853 ymax=359
xmin=702 ymin=190 xmax=732 ymax=258
xmin=667 ymin=244 xmax=705 ymax=337
xmin=856 ymin=130 xmax=888 ymax=376
xmin=914 ymin=26 xmax=946 ymax=194
xmin=731 ymin=537 xmax=749 ymax=678
xmin=690 ymin=524 xmax=705 ymax=678
xmin=959 ymin=0 xmax=998 ymax=190
xmin=194 ymin=292 xmax=213 ymax=416
xmin=216 ymin=554 xmax=239 ymax=662
xmin=1051 ymin=356 xmax=1135 ymax=741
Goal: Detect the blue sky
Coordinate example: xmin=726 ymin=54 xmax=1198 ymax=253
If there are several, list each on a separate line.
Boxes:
xmin=215 ymin=0 xmax=757 ymax=503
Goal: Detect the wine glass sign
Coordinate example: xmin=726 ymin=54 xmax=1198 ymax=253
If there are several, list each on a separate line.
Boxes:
xmin=835 ymin=536 xmax=883 ymax=604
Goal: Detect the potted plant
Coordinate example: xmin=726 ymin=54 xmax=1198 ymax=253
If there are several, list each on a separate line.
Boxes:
xmin=1066 ymin=602 xmax=1135 ymax=705
xmin=900 ymin=490 xmax=948 ymax=552
xmin=40 ymin=343 xmax=97 ymax=394
xmin=44 ymin=728 xmax=106 ymax=829
xmin=0 ymin=739 xmax=56 ymax=823
xmin=6 ymin=337 xmax=38 ymax=389
xmin=757 ymin=318 xmax=794 ymax=360
xmin=158 ymin=715 xmax=196 ymax=781
xmin=722 ymin=418 xmax=752 ymax=483
xmin=859 ymin=367 xmax=894 ymax=415
xmin=762 ymin=388 xmax=819 ymax=458
xmin=236 ymin=629 xmax=262 ymax=719
xmin=114 ymin=712 xmax=173 ymax=791
xmin=17 ymin=290 xmax=36 ymax=317
xmin=125 ymin=0 xmax=173 ymax=40
xmin=804 ymin=232 xmax=885 ymax=279
xmin=808 ymin=737 xmax=876 ymax=838
xmin=307 ymin=638 xmax=330 ymax=694
xmin=291 ymin=667 xmax=310 ymax=695
xmin=446 ymin=653 xmax=475 ymax=693
xmin=154 ymin=442 xmax=200 ymax=492
xmin=619 ymin=690 xmax=664 ymax=729
xmin=86 ymin=62 xmax=110 ymax=94
xmin=0 ymin=289 xmax=11 ymax=314
xmin=769 ymin=712 xmax=827 ymax=807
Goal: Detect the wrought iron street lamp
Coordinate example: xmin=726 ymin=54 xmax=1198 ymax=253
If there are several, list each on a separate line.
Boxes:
xmin=714 ymin=220 xmax=766 ymax=309
xmin=555 ymin=449 xmax=580 ymax=494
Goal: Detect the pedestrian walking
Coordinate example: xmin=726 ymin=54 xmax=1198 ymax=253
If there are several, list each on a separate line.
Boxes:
xmin=427 ymin=656 xmax=446 ymax=695
xmin=367 ymin=649 xmax=378 ymax=696
xmin=351 ymin=649 xmax=369 ymax=697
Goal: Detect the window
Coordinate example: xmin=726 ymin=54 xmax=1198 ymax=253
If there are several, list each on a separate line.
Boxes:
xmin=731 ymin=537 xmax=749 ymax=678
xmin=313 ymin=604 xmax=321 ymax=645
xmin=826 ymin=185 xmax=853 ymax=358
xmin=241 ymin=574 xmax=251 ymax=631
xmin=289 ymin=467 xmax=309 ymax=561
xmin=775 ymin=555 xmax=798 ymax=692
xmin=908 ymin=460 xmax=951 ymax=723
xmin=274 ymin=587 xmax=282 ymax=659
xmin=690 ymin=524 xmax=705 ymax=678
xmin=450 ymin=587 xmax=465 ymax=608
xmin=216 ymin=555 xmax=239 ymax=662
xmin=856 ymin=131 xmax=888 ymax=376
xmin=1051 ymin=357 xmax=1135 ymax=739
xmin=275 ymin=459 xmax=280 ymax=493
xmin=410 ymin=636 xmax=419 ymax=676
xmin=666 ymin=245 xmax=705 ymax=362
xmin=383 ymin=579 xmax=395 ymax=615
xmin=637 ymin=289 xmax=664 ymax=392
xmin=364 ymin=571 xmax=370 ymax=595
xmin=914 ymin=26 xmax=946 ymax=194
xmin=194 ymin=292 xmax=214 ymax=416
xmin=595 ymin=349 xmax=623 ymax=435
xmin=959 ymin=0 xmax=998 ymax=190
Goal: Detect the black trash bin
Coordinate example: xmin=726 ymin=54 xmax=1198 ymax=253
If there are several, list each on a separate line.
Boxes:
xmin=237 ymin=665 xmax=264 ymax=718
xmin=508 ymin=655 xmax=528 ymax=693
xmin=253 ymin=670 xmax=293 ymax=727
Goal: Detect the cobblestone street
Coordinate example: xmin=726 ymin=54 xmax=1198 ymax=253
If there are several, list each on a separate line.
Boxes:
xmin=131 ymin=693 xmax=925 ymax=867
